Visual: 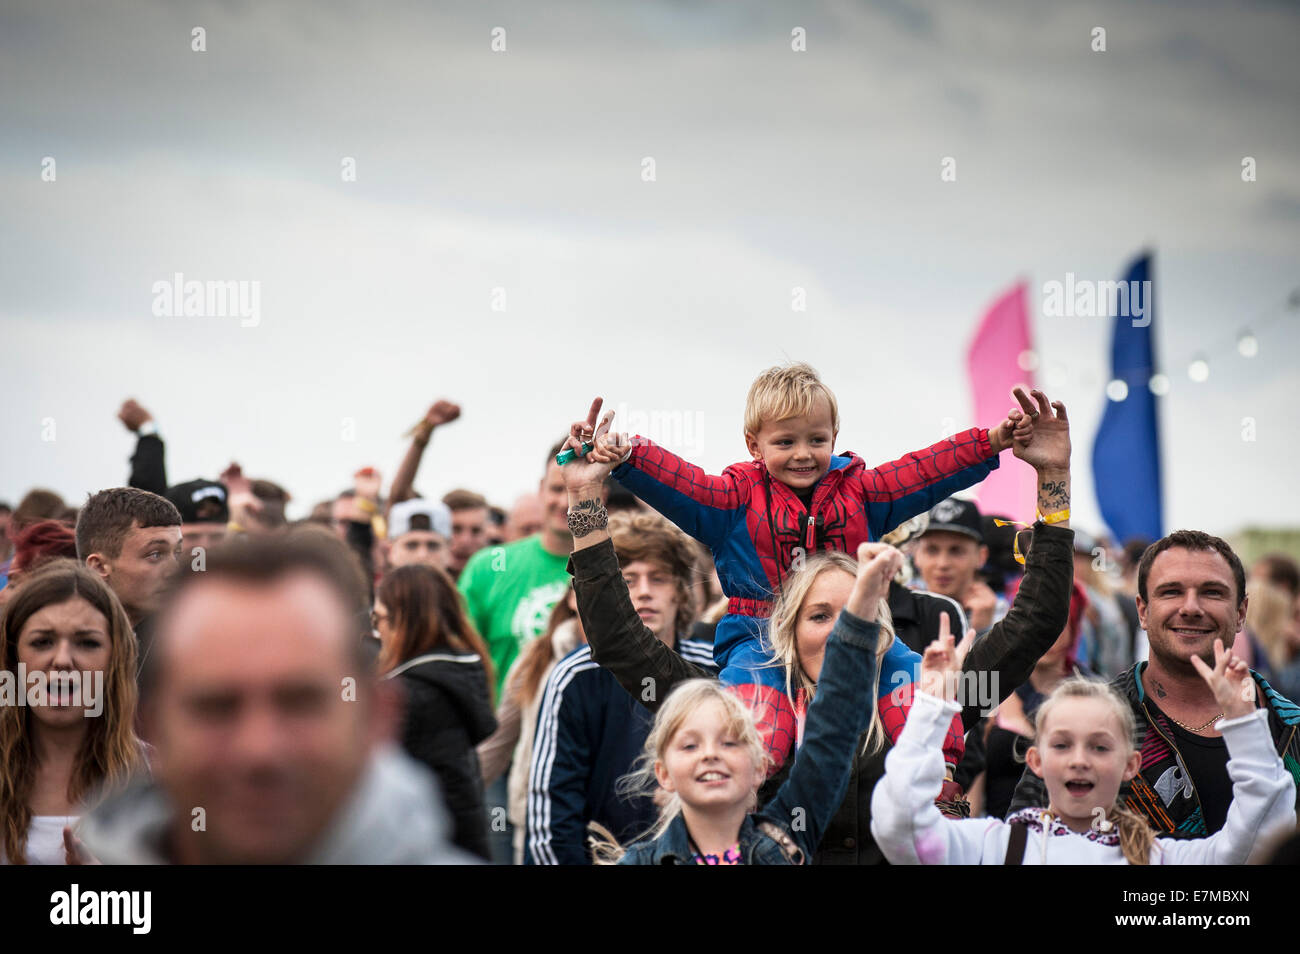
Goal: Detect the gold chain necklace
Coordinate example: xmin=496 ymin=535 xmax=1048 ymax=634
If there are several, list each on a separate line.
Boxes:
xmin=1169 ymin=712 xmax=1223 ymax=733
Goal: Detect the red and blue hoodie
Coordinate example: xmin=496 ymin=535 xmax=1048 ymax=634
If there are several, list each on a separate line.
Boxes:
xmin=612 ymin=428 xmax=1000 ymax=773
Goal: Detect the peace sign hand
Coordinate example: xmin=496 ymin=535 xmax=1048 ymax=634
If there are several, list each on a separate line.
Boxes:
xmin=919 ymin=612 xmax=976 ymax=703
xmin=1190 ymin=639 xmax=1257 ymax=721
xmin=560 ymin=397 xmax=628 ymax=491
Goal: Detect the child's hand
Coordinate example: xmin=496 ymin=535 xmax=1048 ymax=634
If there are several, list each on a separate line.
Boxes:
xmin=988 ymin=386 xmax=1039 ymax=455
xmin=919 ymin=612 xmax=976 ymax=702
xmin=1010 ymin=389 xmax=1071 ymax=473
xmin=845 ymin=543 xmax=903 ymax=622
xmin=1190 ymin=639 xmax=1257 ymax=721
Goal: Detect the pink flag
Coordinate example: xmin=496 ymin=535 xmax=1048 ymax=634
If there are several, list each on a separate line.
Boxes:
xmin=966 ymin=282 xmax=1037 ymax=520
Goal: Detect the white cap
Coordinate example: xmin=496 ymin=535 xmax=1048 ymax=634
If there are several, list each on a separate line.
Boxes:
xmin=388 ymin=498 xmax=452 ymax=541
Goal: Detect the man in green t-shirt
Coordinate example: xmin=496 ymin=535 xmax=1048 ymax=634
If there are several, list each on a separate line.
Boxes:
xmin=459 ymin=440 xmax=606 ymax=700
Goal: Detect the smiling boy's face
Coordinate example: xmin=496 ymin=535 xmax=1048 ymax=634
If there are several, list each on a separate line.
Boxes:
xmin=745 ymin=395 xmax=836 ymax=491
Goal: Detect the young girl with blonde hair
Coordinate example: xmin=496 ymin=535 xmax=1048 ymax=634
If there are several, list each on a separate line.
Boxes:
xmin=871 ymin=632 xmax=1297 ymax=864
xmin=599 ymin=543 xmax=901 ymax=865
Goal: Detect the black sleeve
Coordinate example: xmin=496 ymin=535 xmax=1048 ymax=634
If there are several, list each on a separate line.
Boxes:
xmin=129 ymin=434 xmax=168 ymax=495
xmin=953 ymin=720 xmax=986 ymax=791
xmin=401 ymin=682 xmax=492 ymax=860
xmin=960 ymin=522 xmax=1074 ymax=731
xmin=568 ymin=539 xmax=711 ymax=713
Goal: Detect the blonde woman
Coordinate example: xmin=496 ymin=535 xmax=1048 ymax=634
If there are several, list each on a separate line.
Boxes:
xmin=1 ymin=560 xmax=145 ymax=864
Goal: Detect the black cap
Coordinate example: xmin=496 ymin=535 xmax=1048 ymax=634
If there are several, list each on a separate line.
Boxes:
xmin=165 ymin=479 xmax=229 ymax=525
xmin=919 ymin=497 xmax=983 ymax=545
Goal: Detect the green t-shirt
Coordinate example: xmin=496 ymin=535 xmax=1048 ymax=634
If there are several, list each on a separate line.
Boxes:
xmin=458 ymin=534 xmax=571 ymax=698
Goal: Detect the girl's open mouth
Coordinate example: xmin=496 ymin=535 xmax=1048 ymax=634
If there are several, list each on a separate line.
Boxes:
xmin=1065 ymin=780 xmax=1094 ymax=796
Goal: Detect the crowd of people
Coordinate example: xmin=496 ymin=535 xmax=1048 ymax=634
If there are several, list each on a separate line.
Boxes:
xmin=1 ymin=364 xmax=1297 ymax=866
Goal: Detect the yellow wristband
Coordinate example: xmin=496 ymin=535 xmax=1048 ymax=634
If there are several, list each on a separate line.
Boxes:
xmin=1036 ymin=508 xmax=1070 ymax=525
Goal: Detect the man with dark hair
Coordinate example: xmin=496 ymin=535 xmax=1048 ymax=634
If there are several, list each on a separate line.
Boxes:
xmin=459 ymin=440 xmax=603 ymax=699
xmin=79 ymin=534 xmax=472 ymax=864
xmin=525 ymin=511 xmax=715 ymax=865
xmin=441 ymin=488 xmax=490 ymax=580
xmin=76 ymin=487 xmax=183 ymax=630
xmin=1012 ymin=528 xmax=1300 ymax=835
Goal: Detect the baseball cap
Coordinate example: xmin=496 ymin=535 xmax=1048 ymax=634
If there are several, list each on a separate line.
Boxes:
xmin=918 ymin=498 xmax=983 ymax=545
xmin=388 ymin=498 xmax=452 ymax=541
xmin=165 ymin=479 xmax=229 ymax=525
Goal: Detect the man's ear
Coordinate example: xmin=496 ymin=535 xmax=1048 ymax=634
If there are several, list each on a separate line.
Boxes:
xmin=367 ymin=678 xmax=404 ymax=749
xmin=1236 ymin=594 xmax=1248 ymax=635
xmin=744 ymin=432 xmax=762 ymax=462
xmin=978 ymin=545 xmax=990 ymax=566
xmin=1025 ymin=745 xmax=1042 ymax=777
xmin=1135 ymin=595 xmax=1148 ymax=631
xmin=85 ymin=553 xmax=111 ymax=580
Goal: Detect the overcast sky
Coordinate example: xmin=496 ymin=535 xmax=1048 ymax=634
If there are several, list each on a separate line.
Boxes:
xmin=2 ymin=0 xmax=1297 ymax=539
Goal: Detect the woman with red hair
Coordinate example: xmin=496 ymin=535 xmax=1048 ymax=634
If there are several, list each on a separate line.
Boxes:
xmin=0 ymin=521 xmax=79 ymax=609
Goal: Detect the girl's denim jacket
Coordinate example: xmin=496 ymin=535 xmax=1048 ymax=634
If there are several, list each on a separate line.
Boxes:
xmin=619 ymin=608 xmax=881 ymax=865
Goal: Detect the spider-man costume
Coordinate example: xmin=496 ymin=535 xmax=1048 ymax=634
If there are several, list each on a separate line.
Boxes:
xmin=612 ymin=428 xmax=999 ymax=773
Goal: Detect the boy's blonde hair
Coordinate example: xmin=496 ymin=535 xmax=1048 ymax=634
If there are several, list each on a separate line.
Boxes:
xmin=1031 ymin=677 xmax=1156 ymax=865
xmin=744 ymin=362 xmax=840 ymax=438
xmin=590 ymin=679 xmax=769 ymax=865
xmin=767 ymin=550 xmax=894 ymax=756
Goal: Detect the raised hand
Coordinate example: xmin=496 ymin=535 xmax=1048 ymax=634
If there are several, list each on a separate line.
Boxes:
xmin=117 ymin=398 xmax=153 ymax=433
xmin=920 ymin=612 xmax=976 ymax=702
xmin=988 ymin=386 xmax=1038 ymax=454
xmin=845 ymin=543 xmax=903 ymax=622
xmin=353 ymin=467 xmax=382 ymax=501
xmin=1190 ymin=639 xmax=1257 ymax=721
xmin=560 ymin=397 xmax=622 ymax=491
xmin=1011 ymin=388 xmax=1070 ymax=474
xmin=423 ymin=400 xmax=461 ymax=428
xmin=961 ymin=579 xmax=998 ymax=633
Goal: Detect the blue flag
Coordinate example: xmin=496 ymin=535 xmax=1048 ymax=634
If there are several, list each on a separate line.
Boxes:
xmin=1092 ymin=252 xmax=1163 ymax=544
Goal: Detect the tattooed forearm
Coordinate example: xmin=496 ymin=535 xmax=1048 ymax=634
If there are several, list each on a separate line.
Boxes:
xmin=567 ymin=498 xmax=609 ymax=538
xmin=1038 ymin=478 xmax=1069 ymax=514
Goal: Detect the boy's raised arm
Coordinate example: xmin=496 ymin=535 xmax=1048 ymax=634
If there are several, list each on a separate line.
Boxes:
xmin=571 ymin=396 xmax=745 ymax=550
xmin=861 ymin=386 xmax=1042 ymax=538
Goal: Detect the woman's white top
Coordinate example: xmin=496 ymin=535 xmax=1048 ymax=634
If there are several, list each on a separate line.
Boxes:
xmin=871 ymin=691 xmax=1296 ymax=865
xmin=0 ymin=815 xmax=78 ymax=865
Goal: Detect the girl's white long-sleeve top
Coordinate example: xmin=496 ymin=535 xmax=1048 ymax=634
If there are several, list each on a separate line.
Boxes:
xmin=870 ymin=690 xmax=1296 ymax=865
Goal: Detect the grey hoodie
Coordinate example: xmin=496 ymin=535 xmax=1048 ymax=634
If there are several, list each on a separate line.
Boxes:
xmin=78 ymin=745 xmax=478 ymax=864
